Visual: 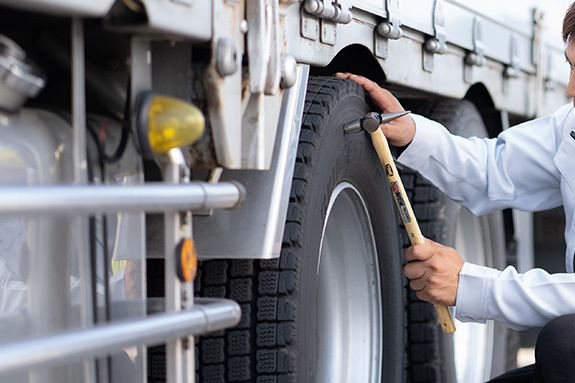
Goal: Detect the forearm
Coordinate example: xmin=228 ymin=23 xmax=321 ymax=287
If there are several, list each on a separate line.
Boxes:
xmin=455 ymin=263 xmax=575 ymax=330
xmin=397 ymin=114 xmax=563 ymax=215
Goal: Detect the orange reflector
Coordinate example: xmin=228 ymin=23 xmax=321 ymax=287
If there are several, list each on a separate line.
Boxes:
xmin=176 ymin=238 xmax=197 ymax=283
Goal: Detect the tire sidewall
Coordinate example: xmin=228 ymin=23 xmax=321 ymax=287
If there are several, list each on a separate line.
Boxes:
xmin=426 ymin=100 xmax=509 ymax=383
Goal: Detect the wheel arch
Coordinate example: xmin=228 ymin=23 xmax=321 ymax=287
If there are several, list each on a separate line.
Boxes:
xmin=464 ymin=82 xmax=504 ymax=139
xmin=310 ymin=44 xmax=386 ymax=86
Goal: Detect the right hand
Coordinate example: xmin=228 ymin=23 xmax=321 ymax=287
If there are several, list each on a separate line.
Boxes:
xmin=403 ymin=239 xmax=464 ymax=307
xmin=334 ymin=72 xmax=416 ymax=147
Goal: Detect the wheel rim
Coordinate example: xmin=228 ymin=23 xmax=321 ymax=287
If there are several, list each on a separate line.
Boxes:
xmin=316 ymin=182 xmax=383 ymax=383
xmin=453 ymin=207 xmax=494 ymax=383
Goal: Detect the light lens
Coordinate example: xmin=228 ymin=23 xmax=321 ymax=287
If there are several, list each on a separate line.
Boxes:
xmin=177 ymin=238 xmax=197 ymax=283
xmin=147 ymin=95 xmax=205 ymax=154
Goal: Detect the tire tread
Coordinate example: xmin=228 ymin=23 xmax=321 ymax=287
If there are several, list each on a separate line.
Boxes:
xmin=195 ymin=77 xmax=359 ymax=382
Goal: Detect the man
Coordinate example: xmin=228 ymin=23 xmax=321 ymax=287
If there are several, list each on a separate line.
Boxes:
xmin=336 ymin=2 xmax=575 ymax=382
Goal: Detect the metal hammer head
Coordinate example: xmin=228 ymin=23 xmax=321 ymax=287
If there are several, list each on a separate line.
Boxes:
xmin=343 ymin=110 xmax=411 ymax=134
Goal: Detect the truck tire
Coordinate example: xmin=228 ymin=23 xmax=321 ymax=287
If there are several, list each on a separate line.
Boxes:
xmin=400 ymin=99 xmax=511 ymax=383
xmin=195 ymin=76 xmax=407 ymax=382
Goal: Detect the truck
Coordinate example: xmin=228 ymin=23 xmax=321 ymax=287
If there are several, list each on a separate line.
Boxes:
xmin=0 ymin=0 xmax=570 ymax=382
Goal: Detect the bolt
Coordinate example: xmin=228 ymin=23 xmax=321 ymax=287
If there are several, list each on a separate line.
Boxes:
xmin=240 ymin=19 xmax=249 ymax=33
xmin=304 ymin=0 xmax=322 ymax=15
xmin=216 ymin=38 xmax=238 ymax=77
xmin=280 ymin=54 xmax=297 ymax=89
xmin=378 ymin=23 xmax=392 ymax=37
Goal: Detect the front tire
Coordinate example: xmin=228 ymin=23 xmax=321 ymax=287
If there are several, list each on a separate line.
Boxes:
xmin=195 ymin=77 xmax=407 ymax=382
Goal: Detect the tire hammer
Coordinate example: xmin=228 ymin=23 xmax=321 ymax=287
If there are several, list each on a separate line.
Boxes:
xmin=344 ymin=110 xmax=456 ymax=334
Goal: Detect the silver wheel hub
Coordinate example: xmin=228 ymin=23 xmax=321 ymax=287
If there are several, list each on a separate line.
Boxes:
xmin=316 ymin=182 xmax=383 ymax=382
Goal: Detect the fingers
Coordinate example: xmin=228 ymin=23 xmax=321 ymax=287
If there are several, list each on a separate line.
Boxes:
xmin=402 ymin=239 xmax=464 ymax=306
xmin=409 ymin=277 xmax=427 ymax=293
xmin=334 ymin=72 xmax=382 ymax=93
xmin=333 ymin=72 xmax=404 ymax=113
xmin=404 ymin=242 xmax=435 ymax=262
xmin=334 ymin=72 xmax=416 ymax=147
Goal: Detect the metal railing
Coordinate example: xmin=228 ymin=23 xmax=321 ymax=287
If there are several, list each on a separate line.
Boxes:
xmin=0 ymin=299 xmax=240 ymax=374
xmin=0 ymin=182 xmax=245 ymax=216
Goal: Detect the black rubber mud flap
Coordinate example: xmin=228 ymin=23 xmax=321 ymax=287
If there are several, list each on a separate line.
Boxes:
xmin=194 ymin=77 xmax=407 ymax=382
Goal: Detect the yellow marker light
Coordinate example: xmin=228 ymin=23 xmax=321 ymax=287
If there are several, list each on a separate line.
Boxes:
xmin=176 ymin=238 xmax=197 ymax=283
xmin=136 ymin=91 xmax=205 ymax=158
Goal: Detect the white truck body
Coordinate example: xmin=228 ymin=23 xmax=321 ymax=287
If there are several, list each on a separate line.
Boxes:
xmin=0 ymin=1 xmax=570 ymax=382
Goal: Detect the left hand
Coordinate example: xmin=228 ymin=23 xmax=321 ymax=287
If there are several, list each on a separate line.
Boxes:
xmin=403 ymin=238 xmax=464 ymax=306
xmin=333 ymin=72 xmax=416 ymax=147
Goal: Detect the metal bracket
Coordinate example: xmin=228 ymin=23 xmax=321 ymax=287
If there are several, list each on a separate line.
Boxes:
xmin=532 ymin=8 xmax=544 ymax=67
xmin=320 ymin=19 xmax=337 ymax=45
xmin=504 ymin=35 xmax=520 ymax=85
xmin=375 ymin=0 xmax=401 ymax=59
xmin=544 ymin=52 xmax=557 ymax=91
xmin=464 ymin=16 xmax=485 ymax=83
xmin=205 ymin=0 xmax=244 ymax=168
xmin=334 ymin=0 xmax=352 ymax=23
xmin=303 ymin=0 xmax=352 ymax=24
xmin=423 ymin=0 xmax=446 ymax=72
xmin=503 ymin=34 xmax=520 ymax=93
xmin=301 ymin=4 xmax=320 ymax=40
xmin=266 ymin=0 xmax=281 ymax=95
xmin=506 ymin=34 xmax=521 ymax=78
xmin=247 ymin=0 xmax=281 ymax=95
xmin=378 ymin=0 xmax=402 ymax=40
xmin=374 ymin=34 xmax=389 ymax=59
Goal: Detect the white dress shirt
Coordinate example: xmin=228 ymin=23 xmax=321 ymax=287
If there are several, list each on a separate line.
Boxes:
xmin=398 ymin=104 xmax=575 ymax=330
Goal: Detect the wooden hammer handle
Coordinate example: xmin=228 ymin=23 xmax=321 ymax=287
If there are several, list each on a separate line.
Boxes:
xmin=370 ymin=128 xmax=456 ymax=334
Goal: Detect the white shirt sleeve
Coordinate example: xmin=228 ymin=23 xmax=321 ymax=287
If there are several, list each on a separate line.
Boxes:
xmin=396 ymin=105 xmax=575 ymax=329
xmin=398 ymin=111 xmax=566 ymax=215
xmin=456 ymin=262 xmax=575 ymax=330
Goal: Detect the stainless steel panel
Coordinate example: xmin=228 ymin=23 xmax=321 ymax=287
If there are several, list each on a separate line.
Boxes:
xmin=194 ymin=65 xmax=309 ymax=259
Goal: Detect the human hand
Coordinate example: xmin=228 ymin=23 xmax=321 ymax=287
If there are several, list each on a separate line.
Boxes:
xmin=403 ymin=239 xmax=464 ymax=306
xmin=334 ymin=72 xmax=416 ymax=147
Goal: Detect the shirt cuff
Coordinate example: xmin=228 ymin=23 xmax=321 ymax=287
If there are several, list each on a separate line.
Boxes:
xmin=397 ymin=114 xmax=436 ymax=170
xmin=454 ymin=262 xmax=501 ymax=323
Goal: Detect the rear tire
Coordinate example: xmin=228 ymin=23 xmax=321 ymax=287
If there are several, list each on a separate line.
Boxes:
xmin=400 ymin=99 xmax=511 ymax=383
xmin=195 ymin=76 xmax=407 ymax=382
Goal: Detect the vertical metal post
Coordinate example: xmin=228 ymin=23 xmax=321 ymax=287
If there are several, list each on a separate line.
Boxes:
xmin=71 ymin=18 xmax=96 ymax=383
xmin=27 ymin=217 xmax=72 ymax=383
xmin=130 ymin=37 xmax=152 ymax=383
xmin=72 ymin=19 xmax=88 ymax=184
xmin=130 ymin=37 xmax=152 ymax=116
xmin=164 ymin=148 xmax=195 ymax=383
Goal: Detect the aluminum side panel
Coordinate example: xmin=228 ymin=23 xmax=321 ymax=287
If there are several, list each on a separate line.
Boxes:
xmin=194 ymin=65 xmax=309 ymax=259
